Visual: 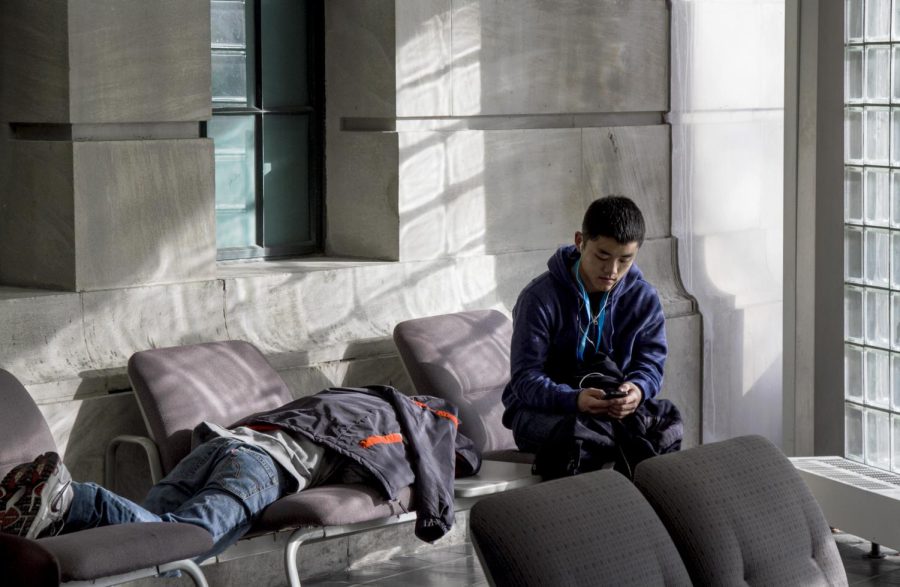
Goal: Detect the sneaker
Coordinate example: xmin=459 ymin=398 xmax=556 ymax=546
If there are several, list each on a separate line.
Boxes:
xmin=0 ymin=452 xmax=73 ymax=539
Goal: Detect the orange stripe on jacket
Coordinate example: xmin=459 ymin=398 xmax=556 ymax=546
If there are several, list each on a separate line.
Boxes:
xmin=412 ymin=400 xmax=460 ymax=428
xmin=359 ymin=433 xmax=403 ymax=449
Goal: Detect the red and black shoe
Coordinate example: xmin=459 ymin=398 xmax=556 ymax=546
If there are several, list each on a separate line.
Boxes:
xmin=0 ymin=452 xmax=72 ymax=538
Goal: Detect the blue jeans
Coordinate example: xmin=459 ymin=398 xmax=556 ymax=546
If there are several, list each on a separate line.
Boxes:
xmin=65 ymin=437 xmax=286 ymax=560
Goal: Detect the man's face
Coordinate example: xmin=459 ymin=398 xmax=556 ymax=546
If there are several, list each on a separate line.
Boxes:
xmin=574 ymin=233 xmax=639 ymax=293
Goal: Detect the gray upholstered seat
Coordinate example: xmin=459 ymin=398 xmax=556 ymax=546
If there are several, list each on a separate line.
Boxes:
xmin=393 ymin=310 xmax=532 ymax=463
xmin=470 ymin=469 xmax=692 ymax=587
xmin=126 ymin=340 xmax=415 ymax=585
xmin=127 ymin=340 xmax=296 ymax=474
xmin=633 ymin=435 xmax=848 ymax=587
xmin=0 ymin=368 xmax=212 ymax=586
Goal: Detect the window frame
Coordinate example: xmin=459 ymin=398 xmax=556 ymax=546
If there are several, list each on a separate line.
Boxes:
xmin=204 ymin=0 xmax=325 ymax=261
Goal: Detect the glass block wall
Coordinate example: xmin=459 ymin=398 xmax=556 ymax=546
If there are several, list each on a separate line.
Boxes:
xmin=844 ymin=0 xmax=900 ymax=470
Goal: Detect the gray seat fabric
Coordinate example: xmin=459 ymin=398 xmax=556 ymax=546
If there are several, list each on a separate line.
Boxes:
xmin=0 ymin=534 xmax=60 ymax=587
xmin=393 ymin=310 xmax=531 ymax=462
xmin=40 ymin=523 xmax=213 ymax=582
xmin=256 ymin=484 xmax=413 ymax=532
xmin=470 ymin=469 xmax=692 ymax=587
xmin=128 ymin=340 xmax=415 ymax=530
xmin=128 ymin=340 xmax=295 ymax=473
xmin=0 ymin=369 xmax=57 ymax=478
xmin=633 ymin=435 xmax=848 ymax=587
xmin=0 ymin=368 xmax=213 ymax=584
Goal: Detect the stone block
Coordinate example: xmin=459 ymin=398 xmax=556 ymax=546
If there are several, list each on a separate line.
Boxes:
xmin=279 ymin=355 xmax=412 ymax=399
xmin=0 ymin=0 xmax=209 ymax=124
xmin=0 ymin=138 xmax=215 ymax=291
xmin=326 ymin=131 xmax=400 ymax=259
xmin=0 ymin=289 xmax=88 ymax=386
xmin=73 ymin=139 xmax=216 ymax=290
xmin=398 ymin=129 xmax=583 ymax=261
xmin=0 ymin=140 xmax=76 ymax=289
xmin=491 ymin=249 xmax=555 ymax=311
xmin=201 ymin=537 xmax=350 ymax=585
xmin=583 ymin=126 xmax=671 ymax=239
xmin=347 ymin=512 xmax=468 ymax=569
xmin=660 ymin=313 xmax=702 ymax=449
xmin=451 ymin=0 xmax=668 ymax=115
xmin=67 ymin=0 xmax=210 ymax=123
xmin=82 ymin=281 xmax=228 ymax=370
xmin=636 ymin=238 xmax=696 ymax=318
xmin=0 ymin=0 xmax=69 ymax=122
xmin=396 ymin=0 xmax=453 ymax=117
xmin=224 ymin=254 xmax=516 ymax=357
xmin=325 ymin=0 xmax=397 ymax=120
xmin=39 ymin=392 xmax=147 ymax=485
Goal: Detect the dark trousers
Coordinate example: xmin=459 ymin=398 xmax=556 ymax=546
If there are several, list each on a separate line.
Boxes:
xmin=511 ymin=399 xmax=683 ymax=479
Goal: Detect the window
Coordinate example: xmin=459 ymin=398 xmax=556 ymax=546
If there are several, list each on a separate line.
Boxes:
xmin=207 ymin=0 xmax=323 ymax=260
xmin=843 ymin=0 xmax=900 ymax=470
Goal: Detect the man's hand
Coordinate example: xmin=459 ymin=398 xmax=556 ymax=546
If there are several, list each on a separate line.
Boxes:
xmin=577 ymin=382 xmax=643 ymax=419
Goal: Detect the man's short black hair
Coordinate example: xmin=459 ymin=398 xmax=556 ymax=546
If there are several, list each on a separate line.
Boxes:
xmin=581 ymin=195 xmax=645 ymax=246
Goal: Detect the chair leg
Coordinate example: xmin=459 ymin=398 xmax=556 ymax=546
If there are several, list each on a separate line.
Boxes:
xmin=866 ymin=542 xmax=887 ymax=559
xmin=284 ymin=527 xmax=326 ymax=587
xmin=158 ymin=559 xmax=209 ymax=587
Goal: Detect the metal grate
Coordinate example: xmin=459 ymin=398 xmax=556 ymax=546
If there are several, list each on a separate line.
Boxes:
xmin=793 ymin=458 xmax=900 ymax=491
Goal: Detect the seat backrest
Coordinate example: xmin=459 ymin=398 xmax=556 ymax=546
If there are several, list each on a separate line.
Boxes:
xmin=0 ymin=369 xmax=57 ymax=478
xmin=470 ymin=469 xmax=692 ymax=587
xmin=393 ymin=310 xmax=514 ymax=454
xmin=633 ymin=435 xmax=847 ymax=587
xmin=127 ymin=340 xmax=294 ymax=474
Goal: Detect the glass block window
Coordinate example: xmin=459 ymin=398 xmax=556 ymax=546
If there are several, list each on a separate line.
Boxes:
xmin=207 ymin=0 xmax=323 ymax=260
xmin=844 ymin=0 xmax=900 ymax=469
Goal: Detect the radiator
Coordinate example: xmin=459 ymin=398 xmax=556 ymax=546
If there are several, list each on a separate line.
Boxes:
xmin=791 ymin=456 xmax=900 ymax=550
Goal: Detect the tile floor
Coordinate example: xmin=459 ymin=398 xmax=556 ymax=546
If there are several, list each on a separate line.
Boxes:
xmin=836 ymin=532 xmax=900 ymax=586
xmin=305 ymin=532 xmax=900 ymax=586
xmin=305 ymin=542 xmax=487 ymax=586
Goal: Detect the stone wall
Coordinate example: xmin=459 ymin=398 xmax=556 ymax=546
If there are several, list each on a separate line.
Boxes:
xmin=0 ymin=0 xmax=701 ymax=582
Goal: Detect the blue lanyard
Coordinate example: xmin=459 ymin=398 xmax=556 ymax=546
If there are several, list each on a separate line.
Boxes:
xmin=574 ymin=258 xmax=608 ymax=362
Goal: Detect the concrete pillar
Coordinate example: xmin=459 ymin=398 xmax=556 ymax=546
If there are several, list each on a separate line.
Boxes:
xmin=0 ymin=0 xmax=215 ymax=291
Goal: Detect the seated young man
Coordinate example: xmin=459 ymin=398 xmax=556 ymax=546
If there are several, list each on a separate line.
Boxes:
xmin=0 ymin=385 xmax=480 ymax=559
xmin=502 ymin=196 xmax=683 ymax=478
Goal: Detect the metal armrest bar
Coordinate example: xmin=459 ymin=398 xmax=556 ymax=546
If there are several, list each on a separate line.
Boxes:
xmin=105 ymin=435 xmax=164 ymax=489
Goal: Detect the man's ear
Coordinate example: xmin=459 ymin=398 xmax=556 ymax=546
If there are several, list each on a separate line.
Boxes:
xmin=574 ymin=231 xmax=584 ymax=251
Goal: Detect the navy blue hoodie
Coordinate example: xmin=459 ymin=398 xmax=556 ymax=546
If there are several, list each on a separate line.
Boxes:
xmin=502 ymin=245 xmax=667 ymax=424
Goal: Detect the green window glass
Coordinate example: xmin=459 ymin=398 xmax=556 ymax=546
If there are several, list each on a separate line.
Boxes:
xmin=207 ymin=0 xmax=323 ymax=259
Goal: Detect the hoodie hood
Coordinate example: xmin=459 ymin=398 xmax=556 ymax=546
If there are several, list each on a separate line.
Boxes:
xmin=547 ymin=244 xmax=645 ymax=305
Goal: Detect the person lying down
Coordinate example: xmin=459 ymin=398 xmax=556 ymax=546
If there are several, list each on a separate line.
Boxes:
xmin=0 ymin=385 xmax=481 ymax=561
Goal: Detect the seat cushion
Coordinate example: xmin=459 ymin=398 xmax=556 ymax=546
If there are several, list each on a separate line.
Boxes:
xmin=470 ymin=470 xmax=691 ymax=587
xmin=393 ymin=310 xmax=515 ymax=454
xmin=255 ymin=484 xmax=414 ymax=532
xmin=0 ymin=533 xmax=60 ymax=587
xmin=38 ymin=522 xmax=213 ymax=581
xmin=0 ymin=369 xmax=57 ymax=478
xmin=128 ymin=340 xmax=294 ymax=473
xmin=633 ymin=435 xmax=847 ymax=586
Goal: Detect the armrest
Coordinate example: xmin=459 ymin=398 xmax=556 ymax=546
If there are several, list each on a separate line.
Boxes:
xmin=0 ymin=533 xmax=61 ymax=587
xmin=105 ymin=435 xmax=164 ymax=489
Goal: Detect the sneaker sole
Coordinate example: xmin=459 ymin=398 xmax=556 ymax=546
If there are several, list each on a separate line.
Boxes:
xmin=0 ymin=461 xmax=35 ymax=508
xmin=0 ymin=460 xmax=37 ymax=534
xmin=24 ymin=452 xmax=68 ymax=539
xmin=0 ymin=452 xmax=64 ymax=538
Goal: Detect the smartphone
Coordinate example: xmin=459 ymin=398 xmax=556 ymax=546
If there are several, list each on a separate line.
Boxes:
xmin=603 ymin=389 xmax=628 ymax=400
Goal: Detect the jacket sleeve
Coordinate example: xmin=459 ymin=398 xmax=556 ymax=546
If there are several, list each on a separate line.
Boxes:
xmin=623 ymin=293 xmax=667 ymax=401
xmin=507 ymin=291 xmax=581 ymax=413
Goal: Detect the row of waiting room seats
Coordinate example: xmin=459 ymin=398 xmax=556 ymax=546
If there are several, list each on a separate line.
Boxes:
xmin=0 ymin=310 xmax=848 ymax=586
